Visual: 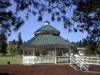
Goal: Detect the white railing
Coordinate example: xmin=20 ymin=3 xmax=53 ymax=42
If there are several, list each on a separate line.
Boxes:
xmin=57 ymin=56 xmax=70 ymax=64
xmin=22 ymin=56 xmax=56 ymax=64
xmin=77 ymin=57 xmax=89 ymax=71
xmin=22 ymin=56 xmax=71 ymax=64
xmin=23 ymin=56 xmax=35 ymax=64
xmin=70 ymin=56 xmax=89 ymax=71
xmin=81 ymin=56 xmax=100 ymax=65
xmin=36 ymin=56 xmax=55 ymax=63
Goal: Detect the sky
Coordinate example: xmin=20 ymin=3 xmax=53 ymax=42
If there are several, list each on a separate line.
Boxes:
xmin=7 ymin=1 xmax=88 ymax=43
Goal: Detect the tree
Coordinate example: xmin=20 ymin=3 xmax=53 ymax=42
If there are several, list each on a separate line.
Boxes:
xmin=57 ymin=51 xmax=62 ymax=56
xmin=41 ymin=51 xmax=48 ymax=55
xmin=71 ymin=41 xmax=75 ymax=45
xmin=0 ymin=0 xmax=24 ymax=36
xmin=14 ymin=0 xmax=100 ymax=43
xmin=35 ymin=51 xmax=41 ymax=56
xmin=72 ymin=46 xmax=78 ymax=56
xmin=9 ymin=44 xmax=17 ymax=54
xmin=72 ymin=0 xmax=100 ymax=43
xmin=0 ymin=29 xmax=7 ymax=55
xmin=17 ymin=32 xmax=23 ymax=55
xmin=96 ymin=44 xmax=100 ymax=54
xmin=79 ymin=40 xmax=83 ymax=47
xmin=85 ymin=42 xmax=93 ymax=56
xmin=1 ymin=0 xmax=100 ymax=50
xmin=82 ymin=39 xmax=87 ymax=47
xmin=12 ymin=39 xmax=16 ymax=45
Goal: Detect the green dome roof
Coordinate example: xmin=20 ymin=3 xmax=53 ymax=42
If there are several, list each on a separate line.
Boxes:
xmin=44 ymin=20 xmax=50 ymax=23
xmin=34 ymin=21 xmax=60 ymax=35
xmin=20 ymin=21 xmax=73 ymax=49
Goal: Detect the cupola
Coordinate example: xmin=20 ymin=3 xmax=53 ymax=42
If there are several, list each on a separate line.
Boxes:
xmin=44 ymin=20 xmax=50 ymax=25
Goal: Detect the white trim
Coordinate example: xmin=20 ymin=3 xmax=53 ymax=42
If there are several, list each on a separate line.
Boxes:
xmin=68 ymin=47 xmax=71 ymax=56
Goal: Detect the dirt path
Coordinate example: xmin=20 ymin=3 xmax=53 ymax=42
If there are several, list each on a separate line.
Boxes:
xmin=0 ymin=65 xmax=100 ymax=75
xmin=89 ymin=65 xmax=100 ymax=72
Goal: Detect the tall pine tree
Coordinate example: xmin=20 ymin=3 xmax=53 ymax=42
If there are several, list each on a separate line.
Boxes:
xmin=17 ymin=32 xmax=23 ymax=55
xmin=0 ymin=29 xmax=7 ymax=55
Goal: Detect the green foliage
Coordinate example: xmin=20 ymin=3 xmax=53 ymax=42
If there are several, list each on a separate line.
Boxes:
xmin=71 ymin=39 xmax=85 ymax=47
xmin=0 ymin=29 xmax=7 ymax=55
xmin=41 ymin=51 xmax=48 ymax=55
xmin=47 ymin=51 xmax=52 ymax=55
xmin=82 ymin=39 xmax=87 ymax=47
xmin=0 ymin=0 xmax=24 ymax=36
xmin=35 ymin=51 xmax=41 ymax=56
xmin=73 ymin=0 xmax=100 ymax=43
xmin=9 ymin=44 xmax=17 ymax=54
xmin=96 ymin=45 xmax=100 ymax=54
xmin=72 ymin=46 xmax=78 ymax=56
xmin=57 ymin=51 xmax=62 ymax=56
xmin=1 ymin=0 xmax=100 ymax=44
xmin=14 ymin=0 xmax=100 ymax=43
xmin=17 ymin=32 xmax=23 ymax=55
xmin=12 ymin=39 xmax=16 ymax=45
xmin=85 ymin=42 xmax=98 ymax=56
xmin=79 ymin=40 xmax=83 ymax=47
xmin=85 ymin=42 xmax=93 ymax=56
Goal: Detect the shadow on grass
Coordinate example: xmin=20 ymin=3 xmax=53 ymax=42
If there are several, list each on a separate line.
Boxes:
xmin=0 ymin=73 xmax=14 ymax=75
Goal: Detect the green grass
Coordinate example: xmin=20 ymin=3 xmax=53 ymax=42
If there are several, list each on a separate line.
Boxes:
xmin=86 ymin=60 xmax=100 ymax=64
xmin=0 ymin=53 xmax=12 ymax=55
xmin=0 ymin=56 xmax=22 ymax=65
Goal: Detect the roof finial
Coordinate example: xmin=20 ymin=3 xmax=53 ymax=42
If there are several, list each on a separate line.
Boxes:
xmin=44 ymin=20 xmax=50 ymax=25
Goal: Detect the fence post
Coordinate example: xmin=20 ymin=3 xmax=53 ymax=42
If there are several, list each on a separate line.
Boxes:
xmin=97 ymin=57 xmax=98 ymax=64
xmin=80 ymin=63 xmax=82 ymax=71
xmin=70 ymin=56 xmax=71 ymax=64
xmin=91 ymin=57 xmax=92 ymax=64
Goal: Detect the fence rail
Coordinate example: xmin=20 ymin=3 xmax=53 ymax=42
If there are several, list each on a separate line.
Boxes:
xmin=22 ymin=55 xmax=100 ymax=65
xmin=80 ymin=56 xmax=100 ymax=65
xmin=22 ymin=56 xmax=70 ymax=64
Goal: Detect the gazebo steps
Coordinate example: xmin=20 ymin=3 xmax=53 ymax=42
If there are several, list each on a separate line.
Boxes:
xmin=70 ymin=64 xmax=88 ymax=71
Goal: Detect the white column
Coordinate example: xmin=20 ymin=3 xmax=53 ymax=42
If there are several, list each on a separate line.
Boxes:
xmin=68 ymin=47 xmax=71 ymax=56
xmin=55 ymin=46 xmax=57 ymax=64
xmin=33 ymin=48 xmax=35 ymax=64
xmin=23 ymin=50 xmax=24 ymax=64
xmin=68 ymin=47 xmax=71 ymax=64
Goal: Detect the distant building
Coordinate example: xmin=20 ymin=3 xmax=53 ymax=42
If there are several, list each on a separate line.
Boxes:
xmin=77 ymin=47 xmax=85 ymax=56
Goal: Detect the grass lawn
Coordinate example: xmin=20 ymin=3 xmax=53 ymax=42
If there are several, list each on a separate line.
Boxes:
xmin=0 ymin=56 xmax=22 ymax=65
xmin=0 ymin=53 xmax=12 ymax=55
